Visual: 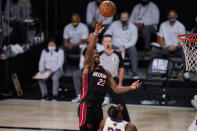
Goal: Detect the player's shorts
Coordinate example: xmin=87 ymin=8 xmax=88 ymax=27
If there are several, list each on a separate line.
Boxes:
xmin=78 ymin=101 xmax=103 ymax=131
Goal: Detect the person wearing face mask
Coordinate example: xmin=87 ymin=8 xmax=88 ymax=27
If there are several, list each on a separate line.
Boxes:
xmin=86 ymin=0 xmax=113 ymax=32
xmin=151 ymin=9 xmax=186 ymax=59
xmin=63 ymin=12 xmax=89 ymax=67
xmin=38 ymin=38 xmax=64 ymax=101
xmin=130 ymin=0 xmax=160 ymax=57
xmin=105 ymin=11 xmax=139 ymax=79
xmin=99 ymin=35 xmax=130 ymax=122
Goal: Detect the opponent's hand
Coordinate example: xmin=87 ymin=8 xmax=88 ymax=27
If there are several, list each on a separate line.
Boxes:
xmin=94 ymin=20 xmax=105 ymax=35
xmin=130 ymin=80 xmax=142 ymax=90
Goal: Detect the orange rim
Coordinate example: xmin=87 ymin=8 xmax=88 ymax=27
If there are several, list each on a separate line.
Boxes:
xmin=178 ymin=34 xmax=197 ymax=43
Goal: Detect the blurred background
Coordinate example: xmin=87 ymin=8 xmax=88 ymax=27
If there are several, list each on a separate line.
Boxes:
xmin=0 ymin=0 xmax=197 ymax=108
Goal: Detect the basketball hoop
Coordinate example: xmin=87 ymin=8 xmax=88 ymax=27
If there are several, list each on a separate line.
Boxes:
xmin=178 ymin=34 xmax=197 ymax=71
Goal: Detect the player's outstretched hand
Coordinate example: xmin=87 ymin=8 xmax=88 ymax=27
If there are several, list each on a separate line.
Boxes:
xmin=94 ymin=20 xmax=105 ymax=35
xmin=130 ymin=80 xmax=142 ymax=90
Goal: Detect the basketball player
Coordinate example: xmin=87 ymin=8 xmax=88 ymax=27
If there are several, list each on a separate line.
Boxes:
xmin=98 ymin=104 xmax=137 ymax=131
xmin=78 ymin=20 xmax=142 ymax=131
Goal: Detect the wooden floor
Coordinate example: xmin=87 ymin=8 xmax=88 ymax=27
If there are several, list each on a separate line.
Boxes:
xmin=0 ymin=99 xmax=196 ymax=131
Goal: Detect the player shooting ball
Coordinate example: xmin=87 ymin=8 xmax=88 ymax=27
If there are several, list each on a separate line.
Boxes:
xmin=78 ymin=19 xmax=142 ymax=131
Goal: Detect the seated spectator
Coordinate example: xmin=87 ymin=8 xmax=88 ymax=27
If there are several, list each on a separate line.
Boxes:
xmin=151 ymin=9 xmax=185 ymax=59
xmin=38 ymin=38 xmax=64 ymax=101
xmin=86 ymin=0 xmax=113 ymax=32
xmin=63 ymin=12 xmax=89 ymax=66
xmin=191 ymin=16 xmax=197 ymax=33
xmin=71 ymin=32 xmax=104 ymax=102
xmin=3 ymin=0 xmax=32 ymax=44
xmin=130 ymin=0 xmax=160 ymax=56
xmin=105 ymin=11 xmax=139 ymax=79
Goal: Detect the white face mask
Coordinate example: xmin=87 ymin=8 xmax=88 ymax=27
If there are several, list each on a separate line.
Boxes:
xmin=48 ymin=46 xmax=56 ymax=51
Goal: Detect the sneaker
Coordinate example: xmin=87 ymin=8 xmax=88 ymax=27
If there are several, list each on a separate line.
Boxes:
xmin=194 ymin=95 xmax=197 ymax=102
xmin=41 ymin=96 xmax=49 ymax=101
xmin=132 ymin=72 xmax=139 ymax=79
xmin=52 ymin=96 xmax=58 ymax=102
xmin=191 ymin=99 xmax=197 ymax=110
xmin=102 ymin=97 xmax=110 ymax=105
xmin=71 ymin=95 xmax=81 ymax=103
xmin=140 ymin=100 xmax=159 ymax=105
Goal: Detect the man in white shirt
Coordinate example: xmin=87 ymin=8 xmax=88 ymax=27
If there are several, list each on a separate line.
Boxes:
xmin=105 ymin=11 xmax=139 ymax=78
xmin=130 ymin=0 xmax=160 ymax=56
xmin=63 ymin=13 xmax=89 ymax=66
xmin=71 ymin=33 xmax=104 ymax=102
xmin=39 ymin=39 xmax=64 ymax=101
xmin=86 ymin=0 xmax=113 ymax=32
xmin=152 ymin=9 xmax=186 ymax=58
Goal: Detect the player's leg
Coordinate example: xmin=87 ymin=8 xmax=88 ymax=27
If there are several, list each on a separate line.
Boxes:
xmin=93 ymin=105 xmax=103 ymax=131
xmin=78 ymin=102 xmax=90 ymax=131
xmin=78 ymin=102 xmax=102 ymax=131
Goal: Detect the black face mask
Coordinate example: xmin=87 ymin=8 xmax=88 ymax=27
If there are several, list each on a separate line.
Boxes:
xmin=121 ymin=20 xmax=128 ymax=30
xmin=141 ymin=1 xmax=149 ymax=6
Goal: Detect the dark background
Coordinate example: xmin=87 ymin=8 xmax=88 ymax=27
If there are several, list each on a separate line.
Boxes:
xmin=2 ymin=0 xmax=196 ymax=42
xmin=0 ymin=0 xmax=197 ymax=106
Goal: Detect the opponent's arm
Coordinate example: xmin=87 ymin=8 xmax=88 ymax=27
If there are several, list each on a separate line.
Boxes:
xmin=98 ymin=119 xmax=106 ymax=131
xmin=107 ymin=71 xmax=142 ymax=94
xmin=83 ymin=20 xmax=104 ymax=73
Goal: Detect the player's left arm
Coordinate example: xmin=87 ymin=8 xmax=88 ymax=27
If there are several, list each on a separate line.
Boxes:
xmin=106 ymin=71 xmax=142 ymax=94
xmin=125 ymin=123 xmax=137 ymax=131
xmin=98 ymin=119 xmax=106 ymax=131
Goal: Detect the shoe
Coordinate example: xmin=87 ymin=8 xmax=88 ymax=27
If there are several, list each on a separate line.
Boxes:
xmin=191 ymin=99 xmax=197 ymax=110
xmin=132 ymin=72 xmax=139 ymax=79
xmin=41 ymin=96 xmax=49 ymax=101
xmin=102 ymin=97 xmax=110 ymax=105
xmin=140 ymin=100 xmax=159 ymax=105
xmin=71 ymin=95 xmax=81 ymax=103
xmin=52 ymin=96 xmax=58 ymax=101
xmin=194 ymin=95 xmax=197 ymax=102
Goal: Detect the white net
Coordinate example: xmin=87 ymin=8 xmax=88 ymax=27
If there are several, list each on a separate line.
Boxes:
xmin=178 ymin=34 xmax=197 ymax=71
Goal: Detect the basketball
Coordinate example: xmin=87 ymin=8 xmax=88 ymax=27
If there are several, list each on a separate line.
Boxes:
xmin=99 ymin=1 xmax=116 ymax=18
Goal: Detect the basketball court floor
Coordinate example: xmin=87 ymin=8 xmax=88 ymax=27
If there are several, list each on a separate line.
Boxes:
xmin=0 ymin=99 xmax=196 ymax=131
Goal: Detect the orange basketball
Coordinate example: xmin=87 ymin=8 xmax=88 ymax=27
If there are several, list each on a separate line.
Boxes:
xmin=99 ymin=1 xmax=116 ymax=18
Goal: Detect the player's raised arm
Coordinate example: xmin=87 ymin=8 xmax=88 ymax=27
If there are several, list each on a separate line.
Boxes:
xmin=83 ymin=20 xmax=104 ymax=69
xmin=106 ymin=71 xmax=142 ymax=94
